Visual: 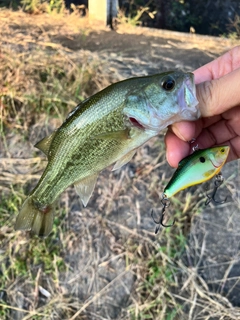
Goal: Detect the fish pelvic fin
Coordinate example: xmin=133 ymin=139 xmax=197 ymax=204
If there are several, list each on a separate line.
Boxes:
xmin=15 ymin=196 xmax=54 ymax=237
xmin=34 ymin=131 xmax=57 ymax=157
xmin=112 ymin=150 xmax=136 ymax=171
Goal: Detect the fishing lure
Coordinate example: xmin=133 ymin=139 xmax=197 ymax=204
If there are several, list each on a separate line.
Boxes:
xmin=152 ymin=145 xmax=230 ymax=233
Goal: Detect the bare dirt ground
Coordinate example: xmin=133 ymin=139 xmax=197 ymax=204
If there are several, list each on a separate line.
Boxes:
xmin=54 ymin=26 xmax=228 ymax=77
xmin=1 ymin=10 xmax=240 ymax=320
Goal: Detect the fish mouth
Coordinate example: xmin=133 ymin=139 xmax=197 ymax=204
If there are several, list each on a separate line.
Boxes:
xmin=178 ymin=74 xmax=200 ymax=119
xmin=185 ymin=75 xmax=198 ymax=108
xmin=129 ymin=117 xmax=145 ymax=130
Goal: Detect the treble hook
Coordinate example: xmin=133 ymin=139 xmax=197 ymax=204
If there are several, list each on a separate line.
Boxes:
xmin=151 ymin=194 xmax=174 ymax=234
xmin=189 ymin=138 xmax=199 ymax=152
xmin=205 ymin=173 xmax=227 ymax=205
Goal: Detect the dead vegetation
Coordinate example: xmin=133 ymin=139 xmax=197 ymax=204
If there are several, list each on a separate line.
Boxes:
xmin=1 ymin=9 xmax=240 ymax=320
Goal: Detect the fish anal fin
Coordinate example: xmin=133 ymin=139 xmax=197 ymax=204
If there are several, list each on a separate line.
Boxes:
xmin=74 ymin=173 xmax=99 ymax=207
xmin=112 ymin=150 xmax=136 ymax=171
xmin=93 ymin=128 xmax=130 ymax=141
xmin=34 ymin=131 xmax=56 ymax=156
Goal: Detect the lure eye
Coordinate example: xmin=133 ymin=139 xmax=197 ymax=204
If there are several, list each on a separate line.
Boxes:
xmin=161 ymin=76 xmax=175 ymax=91
xmin=199 ymin=156 xmax=205 ymax=163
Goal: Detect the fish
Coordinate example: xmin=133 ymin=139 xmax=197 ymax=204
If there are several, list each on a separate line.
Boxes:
xmin=15 ymin=71 xmax=200 ymax=237
xmin=164 ymin=146 xmax=230 ymax=198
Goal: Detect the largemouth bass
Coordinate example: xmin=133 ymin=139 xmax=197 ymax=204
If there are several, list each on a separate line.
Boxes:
xmin=164 ymin=146 xmax=230 ymax=198
xmin=15 ymin=71 xmax=200 ymax=236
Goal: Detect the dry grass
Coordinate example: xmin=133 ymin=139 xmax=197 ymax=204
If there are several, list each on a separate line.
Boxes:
xmin=1 ymin=8 xmax=240 ymax=320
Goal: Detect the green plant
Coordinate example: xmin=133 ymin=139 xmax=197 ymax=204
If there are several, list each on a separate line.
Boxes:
xmin=228 ymin=14 xmax=240 ymax=39
xmin=20 ymin=0 xmax=64 ymax=14
xmin=21 ymin=0 xmax=42 ymax=13
xmin=47 ymin=0 xmax=64 ymax=14
xmin=118 ymin=4 xmax=156 ymax=27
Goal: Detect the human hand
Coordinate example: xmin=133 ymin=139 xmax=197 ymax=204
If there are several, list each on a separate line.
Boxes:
xmin=165 ymin=45 xmax=240 ymax=167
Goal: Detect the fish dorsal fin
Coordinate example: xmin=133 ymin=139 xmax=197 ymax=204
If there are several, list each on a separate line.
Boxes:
xmin=112 ymin=150 xmax=136 ymax=171
xmin=74 ymin=173 xmax=99 ymax=207
xmin=34 ymin=131 xmax=56 ymax=156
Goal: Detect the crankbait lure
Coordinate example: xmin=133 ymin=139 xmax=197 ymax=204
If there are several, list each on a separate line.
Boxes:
xmin=152 ymin=145 xmax=230 ymax=233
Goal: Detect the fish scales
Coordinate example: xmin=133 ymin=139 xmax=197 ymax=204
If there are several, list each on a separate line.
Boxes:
xmin=15 ymin=71 xmax=200 ymax=236
xmin=30 ymin=75 xmax=177 ymax=205
xmin=34 ymin=111 xmax=136 ymax=204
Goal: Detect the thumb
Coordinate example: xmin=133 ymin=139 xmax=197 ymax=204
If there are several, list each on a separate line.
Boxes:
xmin=196 ymin=68 xmax=240 ymax=117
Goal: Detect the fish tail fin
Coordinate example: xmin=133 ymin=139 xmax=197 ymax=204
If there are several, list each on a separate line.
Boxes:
xmin=15 ymin=196 xmax=54 ymax=237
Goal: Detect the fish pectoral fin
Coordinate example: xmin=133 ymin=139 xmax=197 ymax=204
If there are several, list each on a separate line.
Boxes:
xmin=112 ymin=150 xmax=136 ymax=171
xmin=92 ymin=128 xmax=131 ymax=141
xmin=74 ymin=173 xmax=99 ymax=207
xmin=34 ymin=130 xmax=57 ymax=156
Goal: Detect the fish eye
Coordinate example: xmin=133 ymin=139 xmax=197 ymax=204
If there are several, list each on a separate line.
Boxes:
xmin=220 ymin=148 xmax=225 ymax=153
xmin=199 ymin=156 xmax=205 ymax=163
xmin=161 ymin=76 xmax=175 ymax=91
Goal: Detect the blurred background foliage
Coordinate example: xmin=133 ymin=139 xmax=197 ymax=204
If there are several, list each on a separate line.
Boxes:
xmin=0 ymin=0 xmax=240 ymax=38
xmin=119 ymin=0 xmax=240 ymax=38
